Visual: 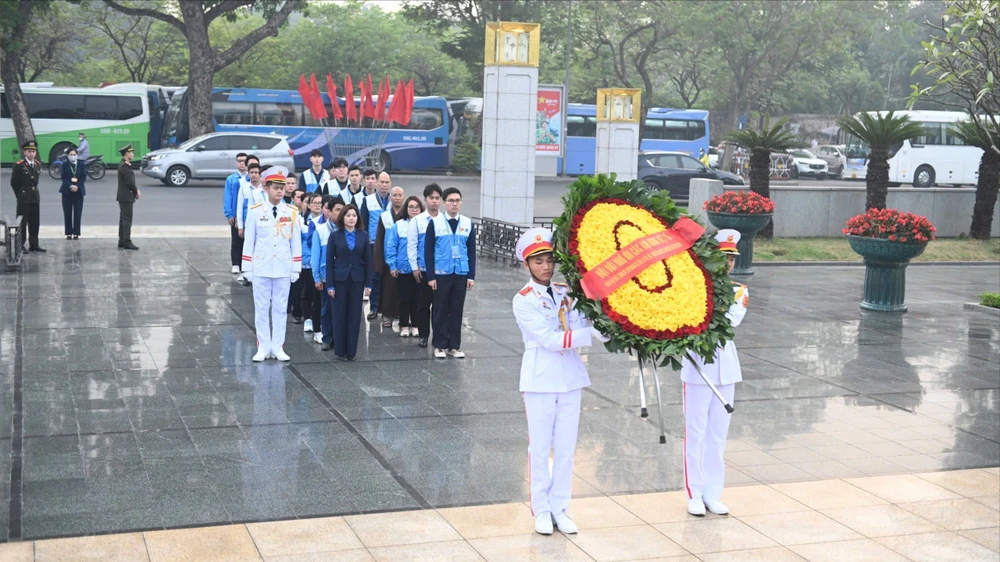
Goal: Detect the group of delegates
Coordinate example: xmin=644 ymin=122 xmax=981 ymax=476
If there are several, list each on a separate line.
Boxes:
xmin=224 ymin=148 xmax=478 ymax=362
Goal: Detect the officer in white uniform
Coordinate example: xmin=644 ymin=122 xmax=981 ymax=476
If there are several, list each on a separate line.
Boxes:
xmin=242 ymin=166 xmax=302 ymax=362
xmin=680 ymin=228 xmax=747 ymax=516
xmin=512 ymin=228 xmax=608 ymax=536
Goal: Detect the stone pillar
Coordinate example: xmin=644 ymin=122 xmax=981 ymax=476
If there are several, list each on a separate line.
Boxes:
xmin=688 ymin=178 xmax=724 ymax=228
xmin=480 ymin=22 xmax=540 ymax=226
xmin=594 ymin=88 xmax=641 ymax=181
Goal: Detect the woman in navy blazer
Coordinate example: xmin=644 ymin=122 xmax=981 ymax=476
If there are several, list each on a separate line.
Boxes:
xmin=59 ymin=146 xmax=87 ymax=239
xmin=326 ymin=204 xmax=372 ymax=360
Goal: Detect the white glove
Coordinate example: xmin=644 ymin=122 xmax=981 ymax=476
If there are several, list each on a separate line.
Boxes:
xmin=590 ymin=326 xmax=611 ymax=343
xmin=291 ymin=273 xmax=300 ymax=283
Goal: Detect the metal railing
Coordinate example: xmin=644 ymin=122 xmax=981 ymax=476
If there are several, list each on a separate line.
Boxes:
xmin=1 ymin=215 xmax=26 ymax=270
xmin=472 ymin=216 xmax=560 ymax=266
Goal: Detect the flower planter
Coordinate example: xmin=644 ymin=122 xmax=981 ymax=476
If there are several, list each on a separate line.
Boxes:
xmin=848 ymin=235 xmax=927 ymax=312
xmin=705 ymin=212 xmax=772 ymax=276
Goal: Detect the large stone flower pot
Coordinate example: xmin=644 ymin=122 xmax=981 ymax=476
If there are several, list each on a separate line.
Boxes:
xmin=705 ymin=212 xmax=772 ymax=276
xmin=848 ymin=235 xmax=928 ymax=312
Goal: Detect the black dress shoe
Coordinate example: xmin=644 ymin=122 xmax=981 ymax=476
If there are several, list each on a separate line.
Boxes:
xmin=336 ymin=355 xmax=347 ymax=362
xmin=292 ymin=316 xmax=303 ymax=324
xmin=66 ymin=235 xmax=72 ymax=240
xmin=417 ymin=337 xmax=428 ymax=348
xmin=72 ymin=235 xmax=79 ymax=240
xmin=118 ymin=242 xmax=124 ymax=248
xmin=31 ymin=247 xmax=46 ymax=253
xmin=321 ymin=341 xmax=332 ymax=351
xmin=123 ymin=243 xmax=139 ymax=250
xmin=366 ymin=310 xmax=378 ymax=320
xmin=347 ymin=355 xmax=356 ymax=362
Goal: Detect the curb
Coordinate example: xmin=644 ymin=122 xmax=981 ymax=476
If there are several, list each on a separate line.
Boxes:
xmin=964 ymin=303 xmax=1000 ymax=316
xmin=754 ymin=261 xmax=1000 ymax=267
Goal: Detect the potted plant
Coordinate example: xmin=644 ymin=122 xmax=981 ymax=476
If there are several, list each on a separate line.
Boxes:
xmin=835 ymin=111 xmax=925 ymax=209
xmin=844 ymin=208 xmax=936 ymax=312
xmin=725 ymin=115 xmax=797 ymax=239
xmin=704 ymin=190 xmax=775 ymax=275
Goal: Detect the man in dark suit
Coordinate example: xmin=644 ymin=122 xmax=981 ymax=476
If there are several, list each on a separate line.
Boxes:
xmin=326 ymin=204 xmax=372 ymax=361
xmin=117 ymin=144 xmax=140 ymax=250
xmin=10 ymin=140 xmax=44 ymax=252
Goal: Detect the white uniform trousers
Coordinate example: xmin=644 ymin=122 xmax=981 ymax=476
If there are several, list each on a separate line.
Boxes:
xmin=252 ymin=276 xmax=291 ymax=353
xmin=523 ymin=389 xmax=581 ymax=517
xmin=683 ymin=382 xmax=735 ymax=501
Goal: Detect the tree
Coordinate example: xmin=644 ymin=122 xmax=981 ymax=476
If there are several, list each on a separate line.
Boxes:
xmin=910 ymin=0 xmax=1000 ymax=136
xmin=725 ymin=116 xmax=797 ymax=238
xmin=949 ymin=121 xmax=1000 ymax=240
xmin=91 ymin=1 xmax=187 ymax=84
xmin=0 ymin=0 xmax=46 ymax=151
xmin=102 ymin=0 xmax=303 ymax=137
xmin=836 ymin=111 xmax=925 ymax=210
xmin=11 ymin=1 xmax=89 ymax=83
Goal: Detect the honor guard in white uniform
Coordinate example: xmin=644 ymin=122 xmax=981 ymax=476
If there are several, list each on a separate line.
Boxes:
xmin=512 ymin=228 xmax=608 ymax=536
xmin=242 ymin=166 xmax=303 ymax=362
xmin=680 ymin=228 xmax=747 ymax=517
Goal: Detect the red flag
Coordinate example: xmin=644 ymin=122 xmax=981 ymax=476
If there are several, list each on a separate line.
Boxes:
xmin=358 ymin=77 xmax=371 ymax=121
xmin=344 ymin=75 xmax=356 ymax=122
xmin=325 ymin=74 xmax=343 ymax=120
xmin=375 ymin=76 xmax=389 ymax=121
xmin=403 ymin=79 xmax=414 ymax=125
xmin=387 ymin=80 xmax=405 ymax=125
xmin=309 ymin=73 xmax=328 ymax=120
xmin=298 ymin=75 xmax=315 ymax=118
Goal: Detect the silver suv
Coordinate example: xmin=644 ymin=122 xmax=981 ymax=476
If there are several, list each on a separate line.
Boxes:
xmin=140 ymin=132 xmax=295 ymax=186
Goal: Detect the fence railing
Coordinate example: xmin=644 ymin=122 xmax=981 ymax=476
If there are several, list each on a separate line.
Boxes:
xmin=472 ymin=216 xmax=559 ymax=266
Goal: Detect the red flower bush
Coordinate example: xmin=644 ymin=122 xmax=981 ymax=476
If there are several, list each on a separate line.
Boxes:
xmin=843 ymin=208 xmax=936 ymax=243
xmin=704 ymin=191 xmax=775 ymax=214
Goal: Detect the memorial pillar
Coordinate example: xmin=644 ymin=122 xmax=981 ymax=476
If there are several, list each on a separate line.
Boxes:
xmin=481 ymin=22 xmax=540 ymax=226
xmin=594 ymin=88 xmax=641 ymax=181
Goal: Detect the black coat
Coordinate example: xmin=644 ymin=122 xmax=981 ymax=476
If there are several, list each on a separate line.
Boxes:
xmin=326 ymin=229 xmax=373 ymax=286
xmin=117 ymin=159 xmax=138 ymax=203
xmin=10 ymin=158 xmax=41 ymax=214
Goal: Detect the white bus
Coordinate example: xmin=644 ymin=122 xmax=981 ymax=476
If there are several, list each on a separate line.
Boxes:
xmin=1 ymin=83 xmax=155 ymax=164
xmin=843 ymin=110 xmax=984 ymax=187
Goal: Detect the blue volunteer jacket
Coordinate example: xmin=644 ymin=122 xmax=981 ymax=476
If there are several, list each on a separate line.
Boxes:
xmin=385 ymin=218 xmax=414 ymax=274
xmin=424 ymin=213 xmax=476 ymax=281
xmin=223 ymin=171 xmax=246 ymax=218
xmin=310 ymin=218 xmax=335 ymax=284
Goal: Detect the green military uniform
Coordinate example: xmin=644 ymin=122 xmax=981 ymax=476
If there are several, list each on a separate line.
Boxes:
xmin=117 ymin=144 xmax=139 ymax=250
xmin=10 ymin=140 xmax=43 ymax=251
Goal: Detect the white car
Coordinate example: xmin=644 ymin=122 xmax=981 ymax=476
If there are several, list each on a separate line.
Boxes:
xmin=787 ymin=149 xmax=828 ymax=180
xmin=816 ymin=145 xmax=847 ymax=178
xmin=140 ymin=132 xmax=295 ymax=186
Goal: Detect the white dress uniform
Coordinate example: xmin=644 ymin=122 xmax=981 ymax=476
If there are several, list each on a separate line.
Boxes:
xmin=680 ymin=228 xmax=747 ymax=508
xmin=512 ymin=228 xmax=604 ymax=534
xmin=242 ymin=168 xmax=302 ymax=361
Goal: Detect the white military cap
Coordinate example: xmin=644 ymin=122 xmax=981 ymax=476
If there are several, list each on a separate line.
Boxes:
xmin=714 ymin=228 xmax=740 ymax=255
xmin=516 ymin=227 xmax=554 ymax=261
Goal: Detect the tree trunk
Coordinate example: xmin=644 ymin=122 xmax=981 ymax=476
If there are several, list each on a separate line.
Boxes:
xmin=719 ymin=97 xmax=741 ymax=173
xmin=969 ymin=150 xmax=1000 ymax=240
xmin=750 ymin=148 xmax=773 ymax=238
xmin=866 ymin=148 xmax=890 ymax=210
xmin=0 ymin=0 xmax=37 ymax=161
xmin=179 ymin=3 xmax=215 ymax=138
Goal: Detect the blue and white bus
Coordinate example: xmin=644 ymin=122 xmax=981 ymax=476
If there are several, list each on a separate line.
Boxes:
xmin=161 ymin=87 xmax=451 ymax=172
xmin=563 ymin=105 xmax=710 ymax=175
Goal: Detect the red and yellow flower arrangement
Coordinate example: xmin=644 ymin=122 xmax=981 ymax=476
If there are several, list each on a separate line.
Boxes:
xmin=704 ymin=191 xmax=775 ymax=215
xmin=553 ymin=174 xmax=736 ymax=367
xmin=843 ymin=208 xmax=936 ymax=243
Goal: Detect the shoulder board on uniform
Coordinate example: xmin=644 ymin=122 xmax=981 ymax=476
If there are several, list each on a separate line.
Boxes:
xmin=16 ymin=159 xmax=23 ymax=164
xmin=250 ymin=203 xmax=263 ymax=209
xmin=518 ymin=286 xmax=533 ymax=296
xmin=553 ymin=282 xmax=568 ymax=288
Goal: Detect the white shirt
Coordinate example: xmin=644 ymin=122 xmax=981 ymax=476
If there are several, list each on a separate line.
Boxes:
xmin=681 ymin=283 xmax=748 ymax=386
xmin=241 ymin=201 xmax=302 ymax=279
xmin=512 ymin=280 xmax=594 ymax=393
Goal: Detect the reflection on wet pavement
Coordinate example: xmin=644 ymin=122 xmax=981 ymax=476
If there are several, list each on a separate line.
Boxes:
xmin=0 ymin=239 xmax=997 ymax=541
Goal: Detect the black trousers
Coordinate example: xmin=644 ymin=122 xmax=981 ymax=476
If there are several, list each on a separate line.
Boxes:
xmin=230 ymin=223 xmax=242 ymax=267
xmin=397 ymin=273 xmax=419 ymax=328
xmin=431 ymin=274 xmax=467 ymax=350
xmin=332 ymin=279 xmax=364 ymax=358
xmin=414 ymin=273 xmax=433 ymax=338
xmin=118 ymin=202 xmax=134 ymax=245
xmin=62 ymin=194 xmax=83 ymax=236
xmin=301 ymin=270 xmax=322 ymax=326
xmin=24 ymin=202 xmax=40 ymax=249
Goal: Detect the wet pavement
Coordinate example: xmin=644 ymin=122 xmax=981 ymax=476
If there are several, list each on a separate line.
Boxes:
xmin=1 ymin=238 xmax=998 ymax=542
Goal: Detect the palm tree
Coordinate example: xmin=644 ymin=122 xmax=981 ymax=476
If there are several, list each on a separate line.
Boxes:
xmin=950 ymin=120 xmax=1000 ymax=240
xmin=836 ymin=111 xmax=925 ymax=210
xmin=725 ymin=116 xmax=797 ymax=238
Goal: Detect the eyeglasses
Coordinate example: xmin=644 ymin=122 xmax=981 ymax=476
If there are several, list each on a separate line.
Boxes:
xmin=236 ymin=158 xmax=246 ymax=163
xmin=445 ymin=198 xmax=461 ymax=203
xmin=407 ymin=205 xmax=421 ymax=210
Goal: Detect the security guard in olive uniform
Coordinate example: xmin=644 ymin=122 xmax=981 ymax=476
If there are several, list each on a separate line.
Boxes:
xmin=116 ymin=144 xmax=140 ymax=250
xmin=10 ymin=140 xmax=45 ymax=252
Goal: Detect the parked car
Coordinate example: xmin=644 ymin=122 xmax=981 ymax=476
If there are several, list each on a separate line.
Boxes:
xmin=816 ymin=145 xmax=846 ymax=178
xmin=639 ymin=150 xmax=745 ymax=202
xmin=786 ymin=149 xmax=828 ymax=180
xmin=141 ymin=132 xmax=295 ymax=187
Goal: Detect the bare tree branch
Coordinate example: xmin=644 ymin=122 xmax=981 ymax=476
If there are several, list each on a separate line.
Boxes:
xmin=102 ymin=0 xmax=185 ymax=34
xmin=214 ymin=0 xmax=297 ymax=70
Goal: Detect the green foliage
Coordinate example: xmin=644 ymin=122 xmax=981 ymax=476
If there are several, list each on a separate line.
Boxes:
xmin=949 ymin=120 xmax=1000 ymax=152
xmin=551 ymin=174 xmax=735 ymax=370
xmin=980 ymin=293 xmax=1000 ymax=308
xmin=836 ymin=111 xmax=925 ymax=151
xmin=725 ymin=116 xmax=798 ymax=153
xmin=451 ymin=143 xmax=481 ymax=175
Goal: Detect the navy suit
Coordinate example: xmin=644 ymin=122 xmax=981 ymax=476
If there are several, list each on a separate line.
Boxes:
xmin=326 ymin=228 xmax=373 ymax=358
xmin=59 ymin=159 xmax=87 ymax=236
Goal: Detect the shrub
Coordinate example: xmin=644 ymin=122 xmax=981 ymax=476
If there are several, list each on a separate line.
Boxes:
xmin=704 ymin=190 xmax=775 ymax=214
xmin=452 ymin=143 xmax=481 ymax=175
xmin=843 ymin=208 xmax=936 ymax=243
xmin=980 ymin=293 xmax=1000 ymax=309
